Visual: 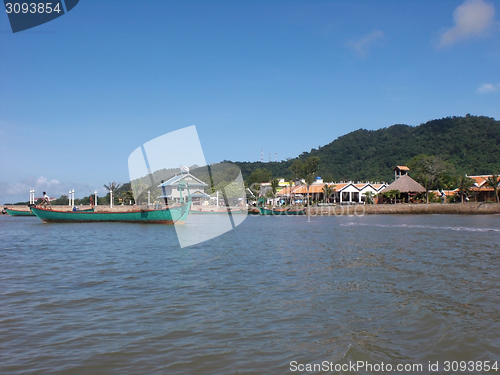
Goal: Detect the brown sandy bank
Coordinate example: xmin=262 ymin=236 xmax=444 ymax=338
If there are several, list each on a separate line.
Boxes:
xmin=3 ymin=203 xmax=500 ymax=215
xmin=307 ymin=202 xmax=500 ymax=215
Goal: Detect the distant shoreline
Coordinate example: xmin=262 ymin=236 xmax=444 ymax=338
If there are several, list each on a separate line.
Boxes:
xmin=2 ymin=203 xmax=500 ymax=216
xmin=308 ymin=202 xmax=500 ymax=215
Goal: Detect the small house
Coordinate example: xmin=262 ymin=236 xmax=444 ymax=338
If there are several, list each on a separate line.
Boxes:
xmin=157 ymin=173 xmax=209 ymax=204
xmin=379 ymin=174 xmax=425 ymax=203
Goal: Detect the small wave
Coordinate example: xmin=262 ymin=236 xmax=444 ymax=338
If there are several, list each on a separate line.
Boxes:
xmin=340 ymin=222 xmax=500 ymax=233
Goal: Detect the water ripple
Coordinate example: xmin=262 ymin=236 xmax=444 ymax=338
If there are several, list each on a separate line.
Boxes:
xmin=0 ymin=214 xmax=499 ymax=373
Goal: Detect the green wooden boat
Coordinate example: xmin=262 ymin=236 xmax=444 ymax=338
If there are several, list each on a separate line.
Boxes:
xmin=247 ymin=207 xmax=260 ymax=215
xmin=258 ymin=206 xmax=306 ymax=216
xmin=77 ymin=208 xmax=95 ymax=212
xmin=4 ymin=207 xmax=94 ymax=217
xmin=4 ymin=208 xmax=36 ymax=217
xmin=31 ymin=205 xmax=189 ymax=224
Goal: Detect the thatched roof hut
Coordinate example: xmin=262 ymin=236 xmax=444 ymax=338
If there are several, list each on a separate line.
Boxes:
xmin=380 ymin=174 xmax=425 ymax=194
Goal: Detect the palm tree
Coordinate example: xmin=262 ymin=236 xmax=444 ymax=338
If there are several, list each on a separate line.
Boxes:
xmin=322 ymin=184 xmax=335 ymax=204
xmin=456 ymin=175 xmax=475 ymax=203
xmin=303 ymin=156 xmax=320 ymax=207
xmin=270 ymin=179 xmax=280 ymax=207
xmin=104 ymin=181 xmax=122 ymax=208
xmin=485 ymin=174 xmax=499 ymax=202
xmin=363 ymin=191 xmax=374 ymax=204
xmin=131 ymin=179 xmax=148 ymax=205
xmin=249 ymin=183 xmax=261 ymax=202
xmin=384 ymin=189 xmax=400 ymax=204
xmin=415 ymin=174 xmax=431 ymax=203
xmin=288 ymin=180 xmax=294 ymax=205
xmin=123 ymin=190 xmax=135 ymax=205
xmin=304 ymin=174 xmax=315 ymax=206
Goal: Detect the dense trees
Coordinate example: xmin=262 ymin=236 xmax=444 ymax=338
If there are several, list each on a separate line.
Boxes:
xmin=408 ymin=155 xmax=450 ymax=203
xmin=322 ymin=184 xmax=335 ymax=204
xmin=286 ymin=156 xmax=320 ymax=211
xmin=13 ymin=116 xmax=499 ymax=206
xmin=232 ymin=115 xmax=500 ymax=184
xmin=131 ymin=180 xmax=148 ymax=205
xmin=247 ymin=168 xmax=272 ymax=185
xmin=290 ymin=160 xmax=304 ymax=181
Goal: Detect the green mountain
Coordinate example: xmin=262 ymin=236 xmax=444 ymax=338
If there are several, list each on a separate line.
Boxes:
xmin=234 ymin=115 xmax=500 ymax=183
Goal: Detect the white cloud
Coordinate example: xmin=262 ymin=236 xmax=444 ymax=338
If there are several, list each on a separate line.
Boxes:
xmin=438 ymin=0 xmax=496 ymax=48
xmin=35 ymin=176 xmax=61 ymax=190
xmin=477 ymin=82 xmax=500 ymax=93
xmin=0 ymin=176 xmax=100 ymax=203
xmin=1 ymin=181 xmax=31 ymax=196
xmin=347 ymin=30 xmax=385 ymax=57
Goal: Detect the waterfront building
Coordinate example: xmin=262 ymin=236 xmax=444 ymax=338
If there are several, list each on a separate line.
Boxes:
xmin=158 ymin=173 xmax=209 ymax=204
xmin=379 ymin=174 xmax=426 ymax=203
xmin=276 ymin=180 xmax=388 ymax=204
xmin=467 ymin=175 xmax=500 ymax=202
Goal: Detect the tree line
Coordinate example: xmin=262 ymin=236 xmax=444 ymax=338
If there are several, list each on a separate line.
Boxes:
xmin=10 ymin=115 xmax=500 ymax=205
xmin=235 ymin=115 xmax=500 ymax=184
xmin=248 ymin=153 xmax=500 ymax=204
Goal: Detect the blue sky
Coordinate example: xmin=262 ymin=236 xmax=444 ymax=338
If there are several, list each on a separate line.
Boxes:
xmin=1 ymin=0 xmax=499 ymax=203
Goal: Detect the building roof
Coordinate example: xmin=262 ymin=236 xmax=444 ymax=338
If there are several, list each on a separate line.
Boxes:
xmin=357 ymin=183 xmax=387 ymax=192
xmin=157 ymin=173 xmax=208 ymax=188
xmin=276 ymin=182 xmax=388 ymax=195
xmin=429 ymin=189 xmax=457 ymax=196
xmin=290 ymin=183 xmax=338 ymax=194
xmin=190 ymin=191 xmax=211 ymax=198
xmin=394 ymin=165 xmax=410 ymax=171
xmin=467 ymin=175 xmax=500 ymax=189
xmin=277 ymin=184 xmax=307 ymax=195
xmin=370 ymin=184 xmax=387 ymax=190
xmin=276 ymin=186 xmax=292 ymax=195
xmin=380 ymin=174 xmax=425 ymax=194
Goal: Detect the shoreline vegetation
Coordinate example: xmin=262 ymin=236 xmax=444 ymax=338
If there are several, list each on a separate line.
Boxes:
xmin=5 ymin=116 xmax=499 ymax=209
xmin=3 ymin=203 xmax=500 ymax=215
xmin=235 ymin=115 xmax=500 ymax=183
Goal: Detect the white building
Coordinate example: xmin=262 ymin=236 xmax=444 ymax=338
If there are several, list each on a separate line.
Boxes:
xmin=157 ymin=173 xmax=209 ymax=204
xmin=277 ymin=181 xmax=388 ymax=204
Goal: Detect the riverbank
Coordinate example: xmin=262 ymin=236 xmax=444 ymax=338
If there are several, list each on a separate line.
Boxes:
xmin=308 ymin=202 xmax=500 ymax=215
xmin=3 ymin=203 xmax=500 ymax=215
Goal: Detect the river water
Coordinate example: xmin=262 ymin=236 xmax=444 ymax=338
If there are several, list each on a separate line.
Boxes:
xmin=1 ymin=214 xmax=499 ymax=374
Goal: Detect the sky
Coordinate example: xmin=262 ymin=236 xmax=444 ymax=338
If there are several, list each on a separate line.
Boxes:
xmin=1 ymin=0 xmax=499 ymax=203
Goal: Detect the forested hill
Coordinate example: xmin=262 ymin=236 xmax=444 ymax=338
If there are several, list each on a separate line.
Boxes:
xmin=234 ymin=115 xmax=500 ymax=183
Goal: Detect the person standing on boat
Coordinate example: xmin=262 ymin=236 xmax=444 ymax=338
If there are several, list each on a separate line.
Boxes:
xmin=40 ymin=191 xmax=51 ymax=208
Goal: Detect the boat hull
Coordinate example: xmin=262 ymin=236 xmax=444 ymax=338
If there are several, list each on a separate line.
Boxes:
xmin=247 ymin=207 xmax=260 ymax=215
xmin=5 ymin=208 xmax=36 ymax=216
xmin=31 ymin=205 xmax=189 ymax=224
xmin=258 ymin=207 xmax=306 ymax=215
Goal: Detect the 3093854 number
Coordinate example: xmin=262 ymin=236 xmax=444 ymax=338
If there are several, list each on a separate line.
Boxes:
xmin=5 ymin=3 xmax=61 ymax=14
xmin=443 ymin=361 xmax=499 ymax=372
